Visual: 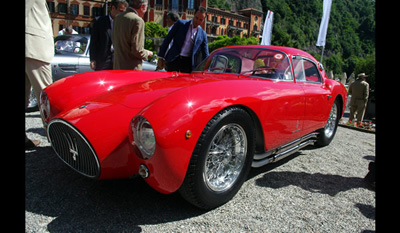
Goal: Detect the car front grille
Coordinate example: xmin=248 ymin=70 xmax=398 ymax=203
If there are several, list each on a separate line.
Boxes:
xmin=47 ymin=119 xmax=100 ymax=178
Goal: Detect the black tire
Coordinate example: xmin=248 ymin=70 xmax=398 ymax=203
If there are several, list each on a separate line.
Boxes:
xmin=179 ymin=107 xmax=255 ymax=209
xmin=316 ymin=99 xmax=341 ymax=147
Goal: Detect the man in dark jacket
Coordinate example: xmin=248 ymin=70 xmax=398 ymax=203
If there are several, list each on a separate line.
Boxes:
xmin=113 ymin=0 xmax=153 ymax=70
xmin=90 ymin=0 xmax=128 ymax=70
xmin=157 ymin=7 xmax=209 ymax=73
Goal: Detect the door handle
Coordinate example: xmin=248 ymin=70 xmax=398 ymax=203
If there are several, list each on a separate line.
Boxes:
xmin=58 ymin=64 xmax=78 ymax=72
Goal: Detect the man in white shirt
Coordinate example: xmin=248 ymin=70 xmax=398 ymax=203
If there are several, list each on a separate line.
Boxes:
xmin=58 ymin=26 xmax=78 ymax=35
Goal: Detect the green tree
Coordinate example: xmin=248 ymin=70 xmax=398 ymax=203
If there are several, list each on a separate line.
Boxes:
xmin=208 ymin=35 xmax=259 ymax=52
xmin=208 ymin=0 xmax=231 ymax=10
xmin=259 ymin=0 xmax=375 ymax=76
xmin=325 ymin=53 xmax=344 ymax=75
xmin=145 ymin=21 xmax=168 ymax=38
xmin=354 ymin=53 xmax=375 ymax=98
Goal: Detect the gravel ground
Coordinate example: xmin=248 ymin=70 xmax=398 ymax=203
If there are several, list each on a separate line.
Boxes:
xmin=26 ymin=112 xmax=375 ymax=232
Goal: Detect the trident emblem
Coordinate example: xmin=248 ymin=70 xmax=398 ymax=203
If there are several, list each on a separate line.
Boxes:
xmin=63 ymin=133 xmax=79 ymax=161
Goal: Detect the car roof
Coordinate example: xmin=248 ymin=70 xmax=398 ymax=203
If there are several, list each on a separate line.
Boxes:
xmin=219 ymin=45 xmax=318 ymax=63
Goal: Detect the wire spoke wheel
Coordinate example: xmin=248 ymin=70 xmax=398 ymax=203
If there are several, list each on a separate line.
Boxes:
xmin=324 ymin=102 xmax=338 ymax=138
xmin=316 ymin=99 xmax=341 ymax=147
xmin=203 ymin=124 xmax=247 ymax=192
xmin=179 ymin=107 xmax=255 ymax=209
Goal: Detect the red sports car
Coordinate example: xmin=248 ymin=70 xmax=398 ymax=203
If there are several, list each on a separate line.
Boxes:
xmin=40 ymin=45 xmax=347 ymax=209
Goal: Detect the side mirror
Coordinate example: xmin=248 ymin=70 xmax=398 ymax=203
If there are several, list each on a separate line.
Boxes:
xmin=318 ymin=63 xmax=324 ymax=71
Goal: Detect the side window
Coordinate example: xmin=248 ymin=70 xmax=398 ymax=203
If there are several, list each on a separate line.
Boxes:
xmin=292 ymin=57 xmax=305 ymax=82
xmin=303 ymin=59 xmax=322 ymax=83
xmin=292 ymin=56 xmax=322 ymax=83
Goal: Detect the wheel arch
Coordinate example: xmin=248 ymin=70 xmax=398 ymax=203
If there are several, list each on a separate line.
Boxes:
xmin=209 ymin=104 xmax=265 ymax=154
xmin=236 ymin=105 xmax=265 ymax=154
xmin=334 ymin=94 xmax=344 ymax=118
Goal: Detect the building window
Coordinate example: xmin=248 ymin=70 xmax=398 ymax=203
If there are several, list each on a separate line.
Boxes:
xmin=59 ymin=3 xmax=67 ymax=14
xmin=71 ymin=4 xmax=79 ymax=15
xmin=188 ymin=0 xmax=194 ymax=9
xmin=84 ymin=5 xmax=90 ymax=16
xmin=156 ymin=0 xmax=162 ymax=5
xmin=84 ymin=27 xmax=91 ymax=34
xmin=72 ymin=26 xmax=79 ymax=33
xmin=92 ymin=7 xmax=103 ymax=17
xmin=170 ymin=0 xmax=178 ymax=12
xmin=47 ymin=1 xmax=55 ymax=13
xmin=212 ymin=15 xmax=218 ymax=23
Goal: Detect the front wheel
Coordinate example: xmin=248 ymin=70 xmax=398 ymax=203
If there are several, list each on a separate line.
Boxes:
xmin=316 ymin=99 xmax=340 ymax=147
xmin=179 ymin=107 xmax=255 ymax=209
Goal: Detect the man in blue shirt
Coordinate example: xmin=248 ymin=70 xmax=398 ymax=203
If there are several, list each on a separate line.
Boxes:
xmin=157 ymin=7 xmax=209 ymax=73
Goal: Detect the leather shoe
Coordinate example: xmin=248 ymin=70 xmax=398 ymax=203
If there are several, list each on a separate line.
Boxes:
xmin=25 ymin=139 xmax=40 ymax=149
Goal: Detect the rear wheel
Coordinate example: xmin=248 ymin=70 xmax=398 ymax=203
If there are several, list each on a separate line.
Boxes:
xmin=179 ymin=107 xmax=255 ymax=209
xmin=316 ymin=99 xmax=340 ymax=147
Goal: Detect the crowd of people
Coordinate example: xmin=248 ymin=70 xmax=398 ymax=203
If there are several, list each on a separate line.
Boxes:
xmin=90 ymin=0 xmax=209 ymax=72
xmin=25 ymin=0 xmax=210 ymax=148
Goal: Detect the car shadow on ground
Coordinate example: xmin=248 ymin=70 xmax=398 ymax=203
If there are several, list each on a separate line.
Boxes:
xmin=254 ymin=170 xmax=368 ymax=196
xmin=248 ymin=148 xmax=373 ymax=197
xmin=25 ymin=146 xmax=206 ymax=232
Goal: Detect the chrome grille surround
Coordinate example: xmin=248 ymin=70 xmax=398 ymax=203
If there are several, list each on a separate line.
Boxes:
xmin=47 ymin=119 xmax=100 ymax=179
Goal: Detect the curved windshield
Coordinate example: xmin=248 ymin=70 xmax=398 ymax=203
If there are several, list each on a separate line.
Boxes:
xmin=54 ymin=35 xmax=89 ymax=55
xmin=194 ymin=47 xmax=292 ymax=81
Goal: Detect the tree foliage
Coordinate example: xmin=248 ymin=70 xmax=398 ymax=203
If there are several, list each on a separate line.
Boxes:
xmin=259 ymin=0 xmax=375 ymax=76
xmin=144 ymin=22 xmax=169 ymax=60
xmin=208 ymin=35 xmax=259 ymax=52
xmin=145 ymin=21 xmax=168 ymax=38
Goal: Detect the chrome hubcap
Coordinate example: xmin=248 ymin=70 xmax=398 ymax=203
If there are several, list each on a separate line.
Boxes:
xmin=203 ymin=124 xmax=247 ymax=192
xmin=325 ymin=103 xmax=338 ymax=138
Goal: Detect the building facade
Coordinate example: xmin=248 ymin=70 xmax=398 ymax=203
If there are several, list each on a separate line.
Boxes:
xmin=206 ymin=7 xmax=262 ymax=39
xmin=46 ymin=0 xmax=263 ymax=40
xmin=146 ymin=0 xmax=207 ymax=29
xmin=46 ymin=0 xmax=104 ymax=36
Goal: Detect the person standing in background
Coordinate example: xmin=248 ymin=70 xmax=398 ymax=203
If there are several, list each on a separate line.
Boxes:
xmin=58 ymin=26 xmax=78 ymax=35
xmin=25 ymin=0 xmax=54 ymax=148
xmin=348 ymin=73 xmax=370 ymax=123
xmin=155 ymin=11 xmax=179 ymax=71
xmin=113 ymin=0 xmax=153 ymax=70
xmin=167 ymin=11 xmax=180 ymax=30
xmin=90 ymin=0 xmax=128 ymax=71
xmin=156 ymin=7 xmax=209 ymax=73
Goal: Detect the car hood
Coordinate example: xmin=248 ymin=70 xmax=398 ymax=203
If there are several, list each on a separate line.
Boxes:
xmin=87 ymin=72 xmax=231 ymax=109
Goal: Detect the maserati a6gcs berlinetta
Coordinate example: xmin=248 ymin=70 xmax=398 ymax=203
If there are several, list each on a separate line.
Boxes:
xmin=40 ymin=45 xmax=347 ymax=209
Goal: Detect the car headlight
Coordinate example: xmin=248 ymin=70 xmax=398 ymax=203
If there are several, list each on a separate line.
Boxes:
xmin=39 ymin=90 xmax=51 ymax=123
xmin=131 ymin=116 xmax=156 ymax=159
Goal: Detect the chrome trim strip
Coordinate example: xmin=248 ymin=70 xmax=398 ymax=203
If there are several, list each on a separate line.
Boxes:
xmin=252 ymin=132 xmax=319 ymax=168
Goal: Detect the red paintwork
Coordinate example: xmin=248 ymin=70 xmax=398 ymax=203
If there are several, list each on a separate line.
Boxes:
xmin=42 ymin=45 xmax=347 ymax=194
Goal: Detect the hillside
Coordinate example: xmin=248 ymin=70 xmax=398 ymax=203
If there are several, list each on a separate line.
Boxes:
xmin=208 ymin=0 xmax=262 ymax=12
xmin=208 ymin=0 xmax=375 ymax=76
